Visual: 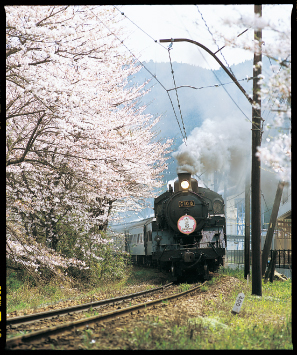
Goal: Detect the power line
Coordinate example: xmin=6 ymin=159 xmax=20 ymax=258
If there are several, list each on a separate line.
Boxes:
xmin=196 ymin=5 xmax=237 ymax=78
xmin=193 ymin=44 xmax=259 ymax=130
xmin=112 ymin=5 xmax=262 ymax=140
xmin=91 ymin=10 xmax=187 ymax=143
xmin=113 ymin=6 xmax=187 ymax=143
xmin=192 ymin=7 xmax=261 ymax=132
xmin=166 ymin=76 xmax=257 ymax=91
xmin=167 ymin=46 xmax=187 ymax=141
xmin=114 ymin=5 xmax=288 ymax=143
xmin=113 ymin=5 xmax=168 ymax=51
xmin=196 ymin=5 xmax=290 ymax=143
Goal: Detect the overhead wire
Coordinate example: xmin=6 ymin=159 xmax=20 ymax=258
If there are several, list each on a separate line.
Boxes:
xmin=100 ymin=6 xmax=289 ymax=198
xmin=180 ymin=6 xmax=290 ymax=222
xmin=113 ymin=5 xmax=187 ymax=143
xmin=106 ymin=5 xmax=274 ymax=142
xmin=196 ymin=5 xmax=237 ymax=78
xmin=166 ymin=76 xmax=257 ymax=91
xmin=91 ymin=7 xmax=187 ymax=143
xmin=167 ymin=45 xmax=187 ymax=141
xmin=193 ymin=7 xmax=263 ymax=133
xmin=196 ymin=5 xmax=291 ymax=145
xmin=113 ymin=5 xmax=168 ymax=50
xmin=114 ymin=4 xmax=289 ymax=141
xmin=168 ymin=5 xmax=262 ymax=134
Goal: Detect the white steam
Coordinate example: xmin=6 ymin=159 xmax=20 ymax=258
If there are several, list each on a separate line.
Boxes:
xmin=173 ymin=115 xmax=251 ymax=186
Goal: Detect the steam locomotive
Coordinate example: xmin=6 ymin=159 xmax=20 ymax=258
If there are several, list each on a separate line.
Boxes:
xmin=114 ymin=173 xmax=226 ymax=280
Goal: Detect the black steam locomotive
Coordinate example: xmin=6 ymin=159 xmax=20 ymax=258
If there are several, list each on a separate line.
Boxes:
xmin=114 ymin=173 xmax=226 ymax=279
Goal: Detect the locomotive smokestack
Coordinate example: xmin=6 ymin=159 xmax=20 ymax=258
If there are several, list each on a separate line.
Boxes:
xmin=174 ymin=172 xmax=191 ymax=192
xmin=174 ymin=172 xmax=199 ymax=192
xmin=178 ymin=172 xmax=191 ymax=183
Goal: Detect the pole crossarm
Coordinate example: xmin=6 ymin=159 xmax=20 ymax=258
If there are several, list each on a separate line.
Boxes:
xmin=159 ymin=38 xmax=254 ymax=105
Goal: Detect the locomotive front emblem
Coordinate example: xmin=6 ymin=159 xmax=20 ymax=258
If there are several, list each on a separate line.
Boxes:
xmin=177 ymin=215 xmax=197 ymax=235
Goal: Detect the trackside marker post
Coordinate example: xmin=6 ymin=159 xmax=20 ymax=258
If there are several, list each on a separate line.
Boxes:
xmin=231 ymin=292 xmax=245 ymax=314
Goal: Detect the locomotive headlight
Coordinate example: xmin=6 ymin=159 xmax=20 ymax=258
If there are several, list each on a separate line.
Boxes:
xmin=181 ymin=180 xmax=190 ymax=190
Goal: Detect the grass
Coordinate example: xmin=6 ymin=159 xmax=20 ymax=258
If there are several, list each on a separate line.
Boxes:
xmin=119 ymin=267 xmax=292 ymax=350
xmin=6 ymin=280 xmax=74 ymax=314
xmin=6 ymin=265 xmax=164 ymax=315
xmin=7 ymin=266 xmax=292 ymax=350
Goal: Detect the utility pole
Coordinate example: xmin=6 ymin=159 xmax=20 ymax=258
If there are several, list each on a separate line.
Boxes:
xmin=244 ymin=170 xmax=250 ymax=279
xmin=251 ymin=4 xmax=262 ymax=296
xmin=261 ymin=181 xmax=284 ymax=276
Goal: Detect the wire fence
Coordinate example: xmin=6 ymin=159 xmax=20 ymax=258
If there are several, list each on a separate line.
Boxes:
xmin=226 ymin=249 xmax=292 ymax=269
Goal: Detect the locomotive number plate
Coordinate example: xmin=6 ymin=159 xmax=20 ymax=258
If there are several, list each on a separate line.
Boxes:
xmin=178 ymin=200 xmax=195 ymax=208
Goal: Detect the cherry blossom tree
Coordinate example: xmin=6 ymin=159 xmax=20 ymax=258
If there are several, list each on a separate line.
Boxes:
xmin=6 ymin=5 xmax=171 ymax=277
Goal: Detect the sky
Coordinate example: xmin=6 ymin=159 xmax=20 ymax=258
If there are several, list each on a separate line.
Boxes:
xmin=114 ymin=4 xmax=292 ymax=70
xmin=108 ymin=4 xmax=291 ymax=222
xmin=112 ymin=4 xmax=292 ymax=209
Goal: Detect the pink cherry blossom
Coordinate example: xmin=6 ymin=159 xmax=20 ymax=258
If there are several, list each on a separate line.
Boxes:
xmin=6 ymin=5 xmax=172 ymax=275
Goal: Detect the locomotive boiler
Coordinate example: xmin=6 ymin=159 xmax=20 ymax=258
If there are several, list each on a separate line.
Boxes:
xmin=116 ymin=172 xmax=226 ymax=280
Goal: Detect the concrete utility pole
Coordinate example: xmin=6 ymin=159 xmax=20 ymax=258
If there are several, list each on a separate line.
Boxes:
xmin=251 ymin=4 xmax=262 ymax=296
xmin=244 ymin=170 xmax=250 ymax=279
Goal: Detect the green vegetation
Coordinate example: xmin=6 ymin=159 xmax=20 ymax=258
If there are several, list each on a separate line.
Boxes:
xmin=6 ymin=265 xmax=160 ymax=314
xmin=119 ymin=268 xmax=292 ymax=350
xmin=7 ymin=267 xmax=292 ymax=350
xmin=178 ymin=283 xmax=191 ymax=292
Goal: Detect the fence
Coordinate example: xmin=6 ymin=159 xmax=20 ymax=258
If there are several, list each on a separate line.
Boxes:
xmin=226 ymin=249 xmax=292 ymax=270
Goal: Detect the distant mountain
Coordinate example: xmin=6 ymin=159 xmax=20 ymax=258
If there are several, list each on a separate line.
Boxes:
xmin=129 ymin=59 xmax=256 ymax=182
xmin=117 ymin=57 xmax=278 ymax=222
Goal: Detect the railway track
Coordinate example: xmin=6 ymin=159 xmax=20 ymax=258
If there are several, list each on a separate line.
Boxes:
xmin=7 ymin=282 xmax=174 ymax=327
xmin=6 ymin=281 xmax=206 ymax=349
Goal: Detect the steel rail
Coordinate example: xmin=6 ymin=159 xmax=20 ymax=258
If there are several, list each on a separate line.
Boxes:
xmin=7 ymin=282 xmax=174 ymax=326
xmin=6 ymin=281 xmax=206 ymax=349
